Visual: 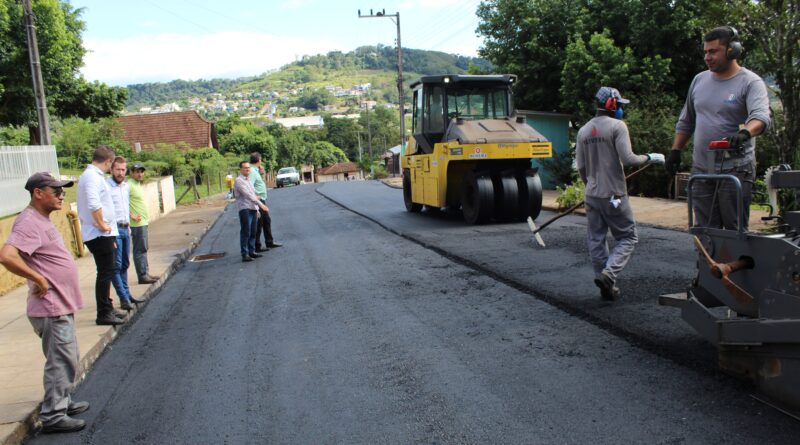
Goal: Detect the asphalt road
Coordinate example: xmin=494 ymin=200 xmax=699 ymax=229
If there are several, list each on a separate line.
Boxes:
xmin=28 ymin=182 xmax=800 ymax=444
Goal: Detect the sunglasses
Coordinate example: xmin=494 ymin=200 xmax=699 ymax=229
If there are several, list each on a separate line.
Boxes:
xmin=41 ymin=187 xmax=66 ymax=198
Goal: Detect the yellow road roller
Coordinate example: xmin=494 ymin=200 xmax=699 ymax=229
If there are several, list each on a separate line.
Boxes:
xmin=401 ymin=74 xmax=552 ymax=224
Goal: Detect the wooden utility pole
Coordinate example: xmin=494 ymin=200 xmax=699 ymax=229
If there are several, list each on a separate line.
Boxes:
xmin=22 ymin=0 xmax=52 ymax=145
xmin=358 ymin=8 xmax=405 ymax=155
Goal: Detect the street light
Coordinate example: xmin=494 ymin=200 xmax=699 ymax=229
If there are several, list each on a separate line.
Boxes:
xmin=358 ymin=8 xmax=406 ymax=156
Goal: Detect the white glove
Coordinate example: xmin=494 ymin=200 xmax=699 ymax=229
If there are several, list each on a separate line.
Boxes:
xmin=646 ymin=153 xmax=665 ymax=165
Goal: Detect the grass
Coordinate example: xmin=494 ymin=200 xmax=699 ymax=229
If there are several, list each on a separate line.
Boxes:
xmin=174 ymin=173 xmax=231 ymax=205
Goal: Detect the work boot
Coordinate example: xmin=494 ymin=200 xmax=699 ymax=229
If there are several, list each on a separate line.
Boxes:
xmin=138 ymin=275 xmax=158 ymax=285
xmin=41 ymin=416 xmax=85 ymax=434
xmin=67 ymin=401 xmax=90 ymax=416
xmin=96 ymin=314 xmax=124 ymax=326
xmin=594 ymin=272 xmax=621 ymax=301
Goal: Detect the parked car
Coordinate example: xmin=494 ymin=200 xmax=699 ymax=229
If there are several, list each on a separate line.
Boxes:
xmin=276 ymin=167 xmax=301 ymax=187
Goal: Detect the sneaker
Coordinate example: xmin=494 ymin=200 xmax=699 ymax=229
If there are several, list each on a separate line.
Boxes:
xmin=594 ymin=272 xmax=621 ymax=301
xmin=41 ymin=416 xmax=86 ymax=434
xmin=120 ymin=301 xmax=134 ymax=311
xmin=250 ymin=253 xmax=263 ymax=258
xmin=242 ymin=256 xmax=254 ymax=262
xmin=67 ymin=401 xmax=90 ymax=416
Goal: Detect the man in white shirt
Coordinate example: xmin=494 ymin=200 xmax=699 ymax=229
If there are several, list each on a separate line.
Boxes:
xmin=77 ymin=146 xmax=124 ymax=326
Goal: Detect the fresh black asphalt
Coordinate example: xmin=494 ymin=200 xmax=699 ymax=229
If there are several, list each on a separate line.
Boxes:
xmin=28 ymin=182 xmax=800 ymax=444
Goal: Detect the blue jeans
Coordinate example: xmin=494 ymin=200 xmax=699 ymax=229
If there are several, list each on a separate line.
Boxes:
xmin=238 ymin=209 xmax=258 ymax=258
xmin=111 ymin=226 xmax=132 ymax=303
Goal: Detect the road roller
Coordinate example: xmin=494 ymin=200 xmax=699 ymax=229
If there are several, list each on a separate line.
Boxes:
xmin=660 ymin=165 xmax=800 ymax=417
xmin=401 ymin=74 xmax=552 ymax=224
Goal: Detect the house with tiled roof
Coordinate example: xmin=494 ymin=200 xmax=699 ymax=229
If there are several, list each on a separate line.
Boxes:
xmin=316 ymin=162 xmax=363 ymax=182
xmin=117 ymin=111 xmax=218 ymax=151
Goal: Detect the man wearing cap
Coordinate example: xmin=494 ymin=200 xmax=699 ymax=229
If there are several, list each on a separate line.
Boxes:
xmin=77 ymin=145 xmax=124 ymax=326
xmin=0 ymin=173 xmax=90 ymax=434
xmin=107 ymin=156 xmax=143 ymax=310
xmin=128 ymin=163 xmax=159 ymax=285
xmin=576 ymin=87 xmax=665 ymax=300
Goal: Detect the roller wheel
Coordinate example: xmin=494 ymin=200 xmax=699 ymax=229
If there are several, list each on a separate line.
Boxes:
xmin=493 ymin=172 xmax=519 ymax=221
xmin=516 ymin=171 xmax=543 ymax=221
xmin=403 ymin=169 xmax=422 ymax=212
xmin=462 ymin=171 xmax=494 ymax=224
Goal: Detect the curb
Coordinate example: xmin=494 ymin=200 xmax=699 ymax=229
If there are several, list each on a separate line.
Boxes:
xmin=4 ymin=206 xmax=226 ymax=445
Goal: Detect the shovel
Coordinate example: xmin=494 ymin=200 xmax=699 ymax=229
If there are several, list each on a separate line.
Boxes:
xmin=528 ymin=163 xmax=653 ymax=247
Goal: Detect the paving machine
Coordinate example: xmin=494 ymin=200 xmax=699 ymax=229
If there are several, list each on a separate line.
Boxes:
xmin=401 ymin=74 xmax=553 ymax=224
xmin=660 ymin=165 xmax=800 ymax=416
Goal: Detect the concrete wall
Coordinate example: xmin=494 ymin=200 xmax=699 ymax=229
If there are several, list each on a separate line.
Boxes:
xmin=0 ymin=176 xmax=176 ymax=297
xmin=317 ymin=171 xmax=364 ymax=183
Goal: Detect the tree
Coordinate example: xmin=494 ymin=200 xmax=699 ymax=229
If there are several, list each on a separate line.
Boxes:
xmin=53 ymin=117 xmax=128 ymax=168
xmin=304 ymin=141 xmax=348 ymax=168
xmin=218 ymin=123 xmax=277 ymax=170
xmin=738 ymin=0 xmax=800 ymax=167
xmin=296 ymin=88 xmax=334 ymax=111
xmin=560 ymin=30 xmax=671 ymax=125
xmin=476 ymin=0 xmax=711 ymax=112
xmin=358 ymin=106 xmax=399 ymax=157
xmin=276 ymin=132 xmax=306 ymax=168
xmin=322 ymin=115 xmax=361 ymax=161
xmin=0 ymin=0 xmax=126 ymax=141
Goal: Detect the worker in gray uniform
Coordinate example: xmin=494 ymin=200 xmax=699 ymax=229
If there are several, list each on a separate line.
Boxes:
xmin=667 ymin=26 xmax=771 ymax=230
xmin=576 ymin=87 xmax=665 ymax=300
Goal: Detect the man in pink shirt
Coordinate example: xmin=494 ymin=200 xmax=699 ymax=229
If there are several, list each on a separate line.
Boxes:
xmin=0 ymin=172 xmax=90 ymax=434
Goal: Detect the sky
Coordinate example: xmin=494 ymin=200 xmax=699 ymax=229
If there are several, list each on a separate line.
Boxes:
xmin=69 ymin=0 xmax=486 ymax=86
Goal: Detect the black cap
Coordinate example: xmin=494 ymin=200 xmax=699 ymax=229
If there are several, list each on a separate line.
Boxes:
xmin=24 ymin=172 xmax=74 ymax=192
xmin=132 ymin=163 xmax=146 ymax=171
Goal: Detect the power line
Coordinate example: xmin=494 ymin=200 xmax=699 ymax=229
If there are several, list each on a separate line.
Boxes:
xmin=140 ymin=0 xmax=216 ymax=33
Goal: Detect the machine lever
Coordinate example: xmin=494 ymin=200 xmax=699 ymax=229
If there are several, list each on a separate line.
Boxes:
xmin=693 ymin=236 xmax=755 ymax=305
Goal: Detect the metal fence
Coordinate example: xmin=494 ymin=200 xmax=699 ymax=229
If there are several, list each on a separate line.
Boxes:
xmin=0 ymin=145 xmax=60 ymax=218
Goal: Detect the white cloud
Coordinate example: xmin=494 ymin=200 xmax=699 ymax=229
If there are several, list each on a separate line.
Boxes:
xmin=82 ymin=31 xmax=345 ymax=86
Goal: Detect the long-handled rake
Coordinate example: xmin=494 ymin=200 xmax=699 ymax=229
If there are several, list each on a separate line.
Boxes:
xmin=528 ymin=163 xmax=653 ymax=247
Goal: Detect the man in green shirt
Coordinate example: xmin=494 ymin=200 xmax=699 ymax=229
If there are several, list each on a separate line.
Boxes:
xmin=249 ymin=153 xmax=282 ymax=252
xmin=128 ymin=164 xmax=159 ymax=284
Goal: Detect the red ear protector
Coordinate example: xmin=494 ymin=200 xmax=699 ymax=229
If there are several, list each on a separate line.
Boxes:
xmin=604 ymin=97 xmax=617 ymax=111
xmin=726 ymin=26 xmax=743 ymax=60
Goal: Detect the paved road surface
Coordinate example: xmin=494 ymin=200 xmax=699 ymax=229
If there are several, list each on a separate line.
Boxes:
xmin=28 ymin=182 xmax=800 ymax=444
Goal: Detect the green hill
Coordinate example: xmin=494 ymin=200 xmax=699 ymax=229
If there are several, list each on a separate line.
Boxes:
xmin=125 ymin=45 xmax=492 ymax=112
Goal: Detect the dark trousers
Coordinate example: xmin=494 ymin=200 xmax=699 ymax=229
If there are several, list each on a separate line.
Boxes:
xmin=130 ymin=225 xmax=150 ymax=280
xmin=84 ymin=236 xmax=117 ymax=317
xmin=691 ymin=165 xmax=754 ymax=231
xmin=239 ymin=209 xmax=258 ymax=258
xmin=256 ymin=199 xmax=274 ymax=248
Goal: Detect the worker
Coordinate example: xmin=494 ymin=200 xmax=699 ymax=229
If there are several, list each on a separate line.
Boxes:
xmin=576 ymin=86 xmax=665 ymax=300
xmin=666 ymin=26 xmax=771 ymax=231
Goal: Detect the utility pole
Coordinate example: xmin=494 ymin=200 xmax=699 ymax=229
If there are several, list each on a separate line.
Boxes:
xmin=358 ymin=8 xmax=405 ymax=155
xmin=22 ymin=0 xmax=52 ymax=145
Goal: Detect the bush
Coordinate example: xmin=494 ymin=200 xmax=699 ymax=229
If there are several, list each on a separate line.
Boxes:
xmin=555 ymin=180 xmax=585 ymax=209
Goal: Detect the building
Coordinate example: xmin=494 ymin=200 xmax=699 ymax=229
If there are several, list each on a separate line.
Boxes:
xmin=517 ymin=110 xmax=572 ymax=189
xmin=275 ymin=115 xmax=324 ymax=129
xmin=316 ymin=162 xmax=363 ymax=182
xmin=118 ymin=110 xmax=218 ymax=151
